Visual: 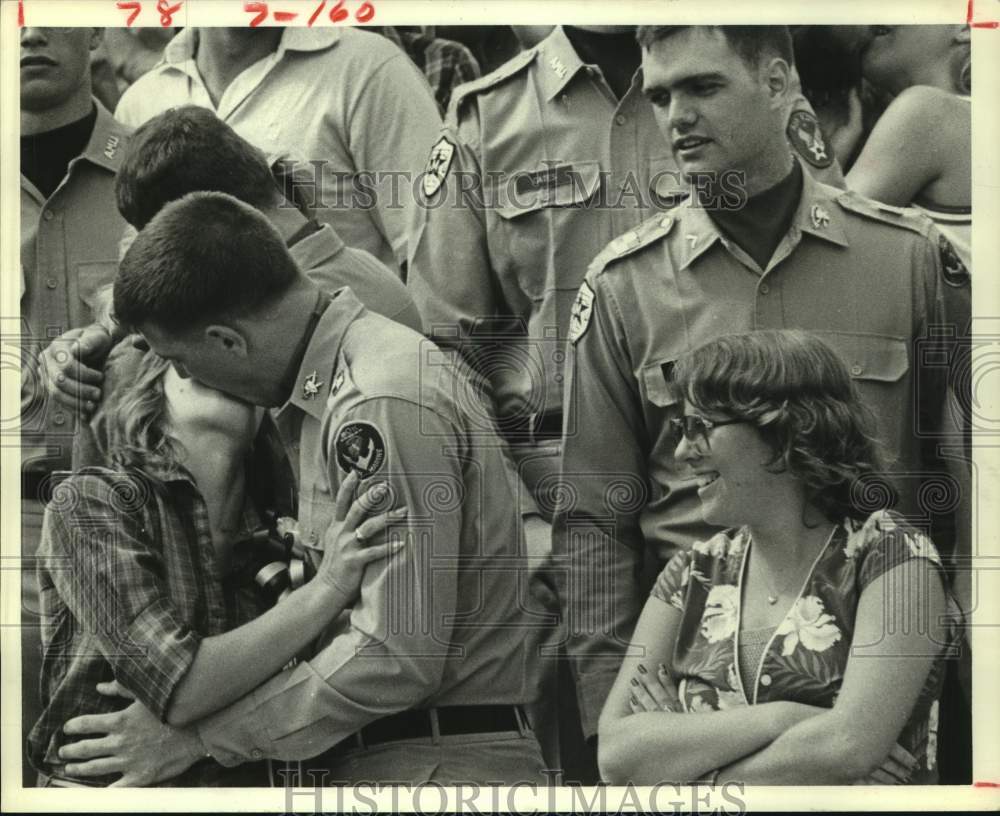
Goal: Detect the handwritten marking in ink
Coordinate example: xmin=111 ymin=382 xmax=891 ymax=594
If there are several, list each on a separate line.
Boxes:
xmin=156 ymin=0 xmax=183 ymax=26
xmin=117 ymin=0 xmax=142 ymax=26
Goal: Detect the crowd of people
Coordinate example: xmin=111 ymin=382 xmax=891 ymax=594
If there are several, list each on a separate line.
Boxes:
xmin=18 ymin=22 xmax=972 ymax=788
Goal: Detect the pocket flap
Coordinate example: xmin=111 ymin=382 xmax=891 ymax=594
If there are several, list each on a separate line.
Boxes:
xmin=812 ymin=332 xmax=910 ymax=383
xmin=496 ymin=160 xmax=602 ymax=218
xmin=641 ymin=360 xmax=680 ymax=407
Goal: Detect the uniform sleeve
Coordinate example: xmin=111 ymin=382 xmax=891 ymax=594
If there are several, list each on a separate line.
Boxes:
xmin=195 ymin=397 xmax=463 ymax=764
xmin=40 ymin=472 xmax=201 ymax=719
xmin=312 ymin=245 xmax=425 ymax=334
xmin=348 ymin=54 xmax=443 ymax=269
xmin=406 ymin=108 xmax=500 ymax=367
xmin=785 ymin=86 xmax=846 ymax=189
xmin=552 ymin=273 xmax=650 ymax=739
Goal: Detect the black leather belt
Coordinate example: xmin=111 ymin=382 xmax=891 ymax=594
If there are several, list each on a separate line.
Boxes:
xmin=496 ymin=412 xmax=563 ymax=445
xmin=317 ymin=705 xmax=529 ymax=762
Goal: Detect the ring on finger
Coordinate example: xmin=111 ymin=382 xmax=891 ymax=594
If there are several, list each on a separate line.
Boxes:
xmin=355 ymin=528 xmax=366 ymax=543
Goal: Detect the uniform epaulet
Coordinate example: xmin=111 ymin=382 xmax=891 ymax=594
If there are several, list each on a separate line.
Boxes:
xmin=836 ymin=190 xmax=935 ymax=239
xmin=449 ymin=48 xmax=538 ymax=114
xmin=589 ymin=213 xmax=678 ymax=279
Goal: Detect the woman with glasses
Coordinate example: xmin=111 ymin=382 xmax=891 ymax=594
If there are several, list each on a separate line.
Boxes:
xmin=597 ymin=330 xmax=955 ymax=785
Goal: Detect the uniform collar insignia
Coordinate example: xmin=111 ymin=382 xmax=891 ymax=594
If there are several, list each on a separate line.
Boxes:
xmin=549 ymin=56 xmax=568 ymax=79
xmin=302 ymin=371 xmax=324 ymax=400
xmin=810 ymin=204 xmax=831 ymax=229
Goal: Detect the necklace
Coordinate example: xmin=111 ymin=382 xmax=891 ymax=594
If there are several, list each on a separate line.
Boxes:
xmin=751 ymin=526 xmax=837 ymax=605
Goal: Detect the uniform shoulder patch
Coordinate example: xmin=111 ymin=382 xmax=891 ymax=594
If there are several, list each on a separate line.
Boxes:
xmin=335 ymin=421 xmax=386 ymax=478
xmin=568 ymin=281 xmax=596 ymax=344
xmin=421 ymin=136 xmax=455 ymax=198
xmin=938 ymin=233 xmax=970 ymax=288
xmin=449 ymin=48 xmax=537 ymax=114
xmin=787 ymin=109 xmax=833 ymax=169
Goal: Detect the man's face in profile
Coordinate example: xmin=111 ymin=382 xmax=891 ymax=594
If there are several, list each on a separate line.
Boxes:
xmin=20 ymin=27 xmax=98 ymax=116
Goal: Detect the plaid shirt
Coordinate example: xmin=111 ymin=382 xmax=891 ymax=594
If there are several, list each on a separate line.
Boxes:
xmin=28 ymin=466 xmax=267 ymax=786
xmin=379 ymin=27 xmax=481 ymax=114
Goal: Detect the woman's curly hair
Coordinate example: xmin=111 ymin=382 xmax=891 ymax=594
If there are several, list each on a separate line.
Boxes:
xmin=669 ymin=330 xmax=889 ymax=523
xmin=105 ymin=348 xmax=183 ymax=477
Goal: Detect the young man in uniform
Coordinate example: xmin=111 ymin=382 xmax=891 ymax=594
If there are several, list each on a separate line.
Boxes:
xmin=407 ymin=23 xmax=846 ymax=780
xmin=114 ymin=26 xmax=442 ymax=277
xmin=40 ymin=105 xmax=424 ymax=428
xmin=552 ymin=25 xmax=969 ymax=772
xmin=18 ymin=25 xmax=130 ymax=781
xmin=55 ymin=192 xmax=548 ymax=786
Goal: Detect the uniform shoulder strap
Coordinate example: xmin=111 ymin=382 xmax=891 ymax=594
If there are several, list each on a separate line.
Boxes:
xmin=449 ymin=47 xmax=538 ymax=115
xmin=590 ymin=212 xmax=678 ymax=279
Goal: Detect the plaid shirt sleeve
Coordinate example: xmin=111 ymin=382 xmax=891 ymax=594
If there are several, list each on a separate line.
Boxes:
xmin=40 ymin=470 xmax=202 ymax=720
xmin=403 ymin=32 xmax=481 ymax=114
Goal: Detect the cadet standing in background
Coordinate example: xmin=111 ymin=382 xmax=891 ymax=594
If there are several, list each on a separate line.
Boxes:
xmin=553 ymin=24 xmax=968 ymax=776
xmin=407 ymin=23 xmax=846 ymax=781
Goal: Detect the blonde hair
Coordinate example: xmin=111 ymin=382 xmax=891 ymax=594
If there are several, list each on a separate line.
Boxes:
xmin=106 ymin=349 xmax=183 ymax=476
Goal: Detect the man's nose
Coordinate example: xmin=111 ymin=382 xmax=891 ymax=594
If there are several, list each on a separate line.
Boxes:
xmin=675 ymin=433 xmax=699 ymax=462
xmin=669 ymin=100 xmax=698 ymax=132
xmin=20 ymin=27 xmax=49 ymax=46
xmin=172 ymin=362 xmax=191 ymax=379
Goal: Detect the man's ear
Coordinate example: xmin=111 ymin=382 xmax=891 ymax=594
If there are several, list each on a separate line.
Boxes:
xmin=763 ymin=57 xmax=792 ymax=109
xmin=204 ymin=324 xmax=249 ymax=358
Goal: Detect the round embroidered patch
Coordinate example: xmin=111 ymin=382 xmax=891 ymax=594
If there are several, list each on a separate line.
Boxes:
xmin=938 ymin=234 xmax=969 ymax=288
xmin=335 ymin=421 xmax=386 ymax=478
xmin=787 ymin=110 xmax=833 ymax=169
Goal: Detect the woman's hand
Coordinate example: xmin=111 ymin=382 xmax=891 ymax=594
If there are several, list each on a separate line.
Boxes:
xmin=627 ymin=663 xmax=684 ymax=714
xmin=851 ymin=743 xmax=918 ymax=785
xmin=314 ymin=469 xmax=408 ymax=604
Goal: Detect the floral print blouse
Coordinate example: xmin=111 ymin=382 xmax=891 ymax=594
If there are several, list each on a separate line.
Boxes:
xmin=651 ymin=510 xmax=956 ymax=784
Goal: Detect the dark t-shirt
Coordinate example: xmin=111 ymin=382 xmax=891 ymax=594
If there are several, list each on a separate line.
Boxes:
xmin=709 ymin=160 xmax=804 ymax=269
xmin=20 ymin=104 xmax=98 ymax=199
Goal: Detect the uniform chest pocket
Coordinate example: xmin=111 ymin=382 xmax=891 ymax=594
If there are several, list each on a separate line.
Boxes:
xmin=810 ymin=332 xmax=910 ymax=384
xmin=492 ymin=161 xmax=603 ymax=301
xmin=639 ymin=359 xmax=681 ymax=409
xmin=77 ymin=261 xmax=117 ymax=321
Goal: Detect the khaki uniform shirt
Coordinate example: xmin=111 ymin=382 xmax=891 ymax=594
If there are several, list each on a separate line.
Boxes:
xmin=20 ymin=102 xmax=129 ymax=472
xmin=408 ymin=26 xmax=844 ymax=425
xmin=196 ymin=290 xmax=544 ymax=765
xmin=553 ymin=165 xmax=970 ymax=736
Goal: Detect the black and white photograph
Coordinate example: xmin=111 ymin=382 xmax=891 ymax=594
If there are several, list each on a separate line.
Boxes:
xmin=3 ymin=0 xmax=998 ymax=811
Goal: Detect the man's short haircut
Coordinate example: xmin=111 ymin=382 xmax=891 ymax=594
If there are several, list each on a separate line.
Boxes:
xmin=115 ymin=105 xmax=280 ymax=229
xmin=635 ymin=26 xmax=794 ymax=69
xmin=114 ymin=192 xmax=299 ymax=331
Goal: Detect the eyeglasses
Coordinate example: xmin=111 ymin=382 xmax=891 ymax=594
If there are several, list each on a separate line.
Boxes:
xmin=667 ymin=414 xmax=745 ymax=448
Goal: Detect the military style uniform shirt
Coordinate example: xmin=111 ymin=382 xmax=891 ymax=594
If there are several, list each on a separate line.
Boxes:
xmin=115 ymin=27 xmax=442 ymax=275
xmin=194 ymin=289 xmax=545 ymax=764
xmin=20 ymin=101 xmax=129 ymax=473
xmin=553 ymin=164 xmax=970 ymax=737
xmin=408 ymin=26 xmax=844 ymax=426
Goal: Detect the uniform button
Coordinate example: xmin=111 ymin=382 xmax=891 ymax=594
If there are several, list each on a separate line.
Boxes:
xmin=250 ymin=748 xmax=263 ymax=759
xmin=53 ymin=413 xmax=66 ymax=426
xmin=850 ymin=364 xmax=863 ymax=377
xmin=760 ymin=674 xmax=772 ymax=687
xmin=615 ymin=114 xmax=627 ymax=126
xmin=43 ymin=210 xmax=55 ymax=221
xmin=308 ymin=530 xmax=319 ymax=545
xmin=759 ymin=283 xmax=770 ymax=295
xmin=46 ymin=278 xmax=58 ymax=289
